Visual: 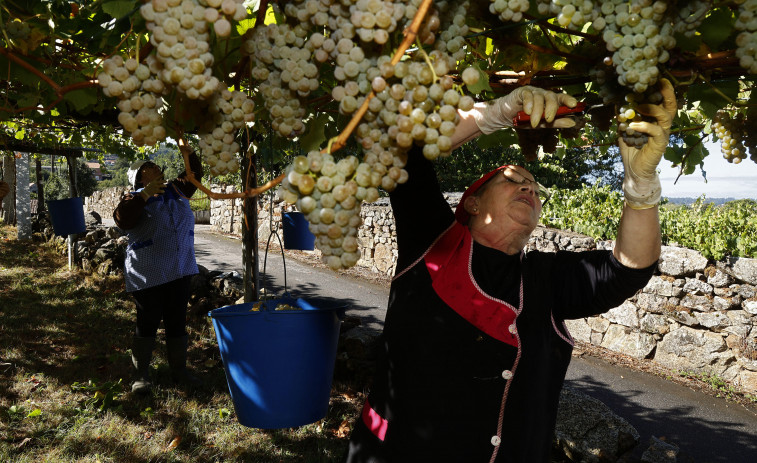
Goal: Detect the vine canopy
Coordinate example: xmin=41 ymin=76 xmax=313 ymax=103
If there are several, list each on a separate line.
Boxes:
xmin=2 ymin=0 xmax=757 ymax=269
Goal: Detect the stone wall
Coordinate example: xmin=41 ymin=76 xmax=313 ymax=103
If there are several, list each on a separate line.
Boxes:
xmin=89 ymin=187 xmax=757 ymax=395
xmin=209 ymin=185 xmax=246 ymax=235
xmin=85 ymin=186 xmax=211 ymax=224
xmin=85 ymin=187 xmax=130 ymax=221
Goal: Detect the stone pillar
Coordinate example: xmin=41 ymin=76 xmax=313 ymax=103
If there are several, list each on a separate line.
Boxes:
xmin=15 ymin=153 xmax=31 ymax=240
xmin=2 ymin=154 xmax=15 ymax=225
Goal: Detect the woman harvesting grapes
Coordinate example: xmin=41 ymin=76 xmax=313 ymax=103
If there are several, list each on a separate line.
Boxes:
xmin=114 ymin=152 xmax=204 ymax=394
xmin=345 ymin=80 xmax=677 ymax=462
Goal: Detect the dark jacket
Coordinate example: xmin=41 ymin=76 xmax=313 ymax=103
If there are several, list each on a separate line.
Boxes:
xmin=345 ymin=148 xmax=654 ymax=462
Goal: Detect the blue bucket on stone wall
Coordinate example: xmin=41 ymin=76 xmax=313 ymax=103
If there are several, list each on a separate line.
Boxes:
xmin=209 ymin=297 xmax=344 ymax=428
xmin=282 ymin=212 xmax=315 ymax=250
xmin=46 ymin=197 xmax=86 ymax=236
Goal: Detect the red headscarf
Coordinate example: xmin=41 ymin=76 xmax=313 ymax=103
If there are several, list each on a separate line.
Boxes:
xmin=454 ymin=165 xmax=518 ymax=225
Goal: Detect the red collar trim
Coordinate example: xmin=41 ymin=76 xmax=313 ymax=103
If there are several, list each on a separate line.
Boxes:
xmin=425 ymin=222 xmax=520 ymax=347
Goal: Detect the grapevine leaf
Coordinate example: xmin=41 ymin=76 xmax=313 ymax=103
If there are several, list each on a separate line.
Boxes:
xmin=17 ymin=94 xmax=40 ymax=110
xmin=63 ymin=89 xmax=98 ymax=113
xmin=476 ymin=129 xmax=517 ymax=149
xmin=237 ymin=18 xmax=256 ymax=35
xmin=698 ymin=8 xmax=734 ymax=51
xmin=678 ymin=134 xmax=707 ymax=175
xmin=686 ymin=81 xmax=739 ymax=120
xmin=673 ymin=33 xmax=701 ymax=53
xmin=0 ymin=55 xmax=39 ymax=86
xmin=102 ymin=0 xmax=138 ymax=20
xmin=299 ymin=114 xmax=330 ymax=153
xmin=465 ymin=62 xmax=493 ymax=95
xmin=266 ymin=2 xmax=282 ymax=25
xmin=14 ymin=129 xmax=26 ymax=140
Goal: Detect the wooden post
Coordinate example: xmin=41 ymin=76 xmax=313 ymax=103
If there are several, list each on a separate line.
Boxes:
xmin=240 ymin=132 xmax=260 ymax=303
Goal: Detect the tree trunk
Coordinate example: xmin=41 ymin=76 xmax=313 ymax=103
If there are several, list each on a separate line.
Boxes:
xmin=2 ymin=154 xmax=16 ymax=225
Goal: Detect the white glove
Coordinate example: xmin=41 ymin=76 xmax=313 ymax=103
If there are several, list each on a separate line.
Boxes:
xmin=472 ymin=86 xmax=579 ymax=132
xmin=620 ymin=78 xmax=677 ymax=209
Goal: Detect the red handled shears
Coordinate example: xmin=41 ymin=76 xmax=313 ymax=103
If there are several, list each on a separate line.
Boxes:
xmin=513 ymin=101 xmax=588 ymax=126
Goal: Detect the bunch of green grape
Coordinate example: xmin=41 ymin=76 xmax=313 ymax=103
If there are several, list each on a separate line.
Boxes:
xmin=98 ymin=55 xmax=167 ymax=147
xmin=197 ymin=89 xmax=255 ymax=176
xmin=261 ymin=0 xmax=479 ymax=270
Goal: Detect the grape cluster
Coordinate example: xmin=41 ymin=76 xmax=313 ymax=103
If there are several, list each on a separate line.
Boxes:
xmin=252 ymin=0 xmax=477 ymax=269
xmin=140 ymin=0 xmax=220 ymax=100
xmin=617 ymin=88 xmax=663 ymax=148
xmin=434 ymin=2 xmax=470 ymax=63
xmin=349 ymin=0 xmax=401 ymax=44
xmin=355 ymin=60 xmax=474 ymax=164
xmin=97 ymin=0 xmax=256 ymax=173
xmin=735 ymin=0 xmax=757 ymax=74
xmin=488 ymin=0 xmax=530 ymax=23
xmin=599 ymin=0 xmax=673 ymax=95
xmin=543 ymin=1 xmax=606 ymax=31
xmin=5 ymin=19 xmax=30 ymax=41
xmin=278 ymin=152 xmax=371 ymax=270
xmin=197 ymin=0 xmax=248 ymax=37
xmin=243 ymin=23 xmax=310 ymax=137
xmin=198 ymin=89 xmax=255 ymax=176
xmin=713 ymin=112 xmax=748 ymax=164
xmin=673 ymin=0 xmax=708 ymax=38
xmin=515 ymin=129 xmax=543 ymax=163
xmin=533 ymin=0 xmax=672 ymax=147
xmin=98 ymin=55 xmax=167 ymax=147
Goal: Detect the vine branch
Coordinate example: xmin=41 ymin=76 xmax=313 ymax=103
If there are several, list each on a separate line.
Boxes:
xmin=173 ymin=0 xmax=434 ymax=200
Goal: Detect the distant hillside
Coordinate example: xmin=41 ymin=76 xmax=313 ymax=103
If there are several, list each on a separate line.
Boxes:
xmin=664 ymin=197 xmax=738 ymax=206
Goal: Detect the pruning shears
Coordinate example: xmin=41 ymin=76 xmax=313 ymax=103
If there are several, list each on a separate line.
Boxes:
xmin=513 ymin=101 xmax=591 ymax=126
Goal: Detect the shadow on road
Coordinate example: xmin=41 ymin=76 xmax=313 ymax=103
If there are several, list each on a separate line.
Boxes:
xmin=194 ymin=246 xmax=240 ymax=273
xmin=566 ymin=374 xmax=757 ymax=463
xmin=258 ymin=275 xmax=386 ymax=331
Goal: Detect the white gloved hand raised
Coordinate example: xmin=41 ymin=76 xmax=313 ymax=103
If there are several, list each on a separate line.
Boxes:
xmin=472 ymin=86 xmax=579 ymax=132
xmin=620 ymin=78 xmax=677 ymax=209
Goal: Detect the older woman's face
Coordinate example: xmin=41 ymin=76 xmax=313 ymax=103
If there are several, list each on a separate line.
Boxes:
xmin=474 ymin=166 xmax=543 ymax=232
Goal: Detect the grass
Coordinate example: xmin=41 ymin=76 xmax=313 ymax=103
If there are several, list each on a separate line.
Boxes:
xmin=676 ymin=370 xmax=756 ymax=404
xmin=0 ymin=224 xmax=362 ymax=462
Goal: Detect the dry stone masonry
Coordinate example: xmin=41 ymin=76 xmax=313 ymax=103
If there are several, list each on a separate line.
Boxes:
xmin=86 ymin=186 xmax=210 ymax=224
xmin=84 ymin=187 xmax=757 ymax=397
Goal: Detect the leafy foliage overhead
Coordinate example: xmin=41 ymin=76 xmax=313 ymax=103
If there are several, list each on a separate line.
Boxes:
xmin=4 ymin=0 xmax=757 ymax=271
xmin=1 ymin=1 xmax=756 ymax=179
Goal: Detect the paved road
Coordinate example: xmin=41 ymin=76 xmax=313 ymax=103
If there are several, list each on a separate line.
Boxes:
xmin=191 ymin=224 xmax=757 ymax=462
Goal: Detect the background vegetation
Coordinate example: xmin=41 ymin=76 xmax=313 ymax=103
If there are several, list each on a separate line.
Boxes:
xmin=542 ymin=184 xmax=757 ymax=260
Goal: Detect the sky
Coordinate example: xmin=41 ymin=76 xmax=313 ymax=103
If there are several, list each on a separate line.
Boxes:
xmin=659 ymin=140 xmax=757 ymax=199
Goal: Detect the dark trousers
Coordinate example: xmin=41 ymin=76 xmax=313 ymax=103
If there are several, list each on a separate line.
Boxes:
xmin=132 ymin=276 xmax=192 ymax=338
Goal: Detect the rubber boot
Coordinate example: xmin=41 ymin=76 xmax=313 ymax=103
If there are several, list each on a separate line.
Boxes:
xmin=166 ymin=334 xmax=201 ymax=387
xmin=131 ymin=336 xmax=155 ymax=394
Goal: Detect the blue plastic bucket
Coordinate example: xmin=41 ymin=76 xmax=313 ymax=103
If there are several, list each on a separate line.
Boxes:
xmin=282 ymin=212 xmax=315 ymax=250
xmin=46 ymin=197 xmax=86 ymax=236
xmin=209 ymin=298 xmax=344 ymax=428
